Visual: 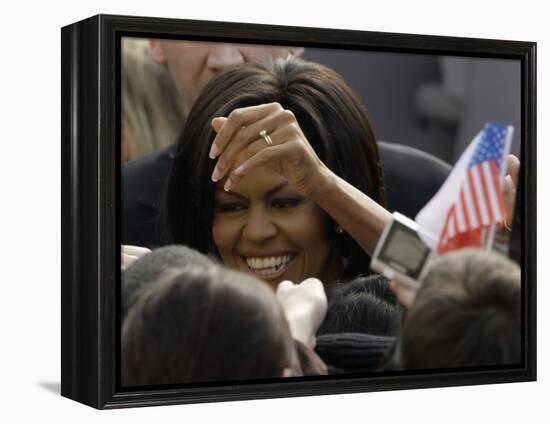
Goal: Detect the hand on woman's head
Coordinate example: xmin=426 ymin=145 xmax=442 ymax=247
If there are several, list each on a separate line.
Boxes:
xmin=209 ymin=104 xmax=331 ymax=197
xmin=165 ymin=57 xmax=385 ymax=285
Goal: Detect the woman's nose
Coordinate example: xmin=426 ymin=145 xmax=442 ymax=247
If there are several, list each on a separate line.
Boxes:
xmin=206 ymin=44 xmax=246 ymax=72
xmin=242 ymin=209 xmax=277 ymax=243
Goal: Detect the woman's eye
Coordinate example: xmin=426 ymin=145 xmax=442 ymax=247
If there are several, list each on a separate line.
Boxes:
xmin=271 ymin=198 xmax=301 ymax=209
xmin=217 ymin=202 xmax=246 ymax=213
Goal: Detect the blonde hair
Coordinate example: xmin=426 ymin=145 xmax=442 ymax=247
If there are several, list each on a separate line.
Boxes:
xmin=121 ymin=38 xmax=185 ymax=161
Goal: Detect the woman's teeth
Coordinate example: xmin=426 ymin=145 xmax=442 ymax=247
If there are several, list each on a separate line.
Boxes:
xmin=245 ymin=255 xmax=293 ymax=276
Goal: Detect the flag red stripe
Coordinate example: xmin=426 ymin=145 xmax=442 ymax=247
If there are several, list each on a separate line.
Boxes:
xmin=439 ymin=205 xmax=455 ymax=250
xmin=477 ymin=165 xmax=495 ymax=222
xmin=460 ymin=188 xmax=472 ymax=230
xmin=467 ymin=170 xmax=484 ymax=226
xmin=452 ymin=207 xmax=459 ymax=235
xmin=455 ymin=188 xmax=466 ymax=233
xmin=463 ymin=175 xmax=479 ymax=228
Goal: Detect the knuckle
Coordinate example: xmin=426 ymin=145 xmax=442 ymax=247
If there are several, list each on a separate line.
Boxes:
xmin=288 ymin=120 xmax=300 ymax=132
xmin=228 ymin=109 xmax=244 ymax=122
xmin=282 ymin=109 xmax=296 ymax=120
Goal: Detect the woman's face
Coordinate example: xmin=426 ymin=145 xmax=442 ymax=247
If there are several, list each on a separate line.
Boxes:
xmin=212 ymin=166 xmax=340 ymax=289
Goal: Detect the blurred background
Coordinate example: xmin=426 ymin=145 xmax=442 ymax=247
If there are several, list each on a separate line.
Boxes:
xmin=305 ymin=48 xmax=521 ymax=163
xmin=122 ymin=38 xmax=521 ymax=165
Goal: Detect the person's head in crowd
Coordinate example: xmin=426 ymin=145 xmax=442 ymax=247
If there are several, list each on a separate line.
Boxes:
xmin=149 ymin=39 xmax=304 ymax=117
xmin=318 ymin=275 xmax=401 ymax=336
xmin=122 ymin=38 xmax=185 ymax=161
xmin=122 ymin=264 xmax=300 ymax=386
xmin=400 ymin=248 xmax=521 ymax=369
xmin=122 ymin=244 xmax=214 ymax=319
xmin=165 ymin=56 xmax=385 ymax=290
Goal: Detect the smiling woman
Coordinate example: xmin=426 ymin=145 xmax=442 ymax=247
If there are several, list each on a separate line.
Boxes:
xmin=213 ymin=168 xmax=340 ymax=287
xmin=164 ymin=57 xmax=391 ymax=288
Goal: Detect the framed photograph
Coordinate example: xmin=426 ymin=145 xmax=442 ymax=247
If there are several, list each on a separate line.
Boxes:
xmin=61 ymin=14 xmax=536 ymax=409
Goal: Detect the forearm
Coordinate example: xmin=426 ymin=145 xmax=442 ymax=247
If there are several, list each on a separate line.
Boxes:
xmin=308 ymin=167 xmax=392 ymax=256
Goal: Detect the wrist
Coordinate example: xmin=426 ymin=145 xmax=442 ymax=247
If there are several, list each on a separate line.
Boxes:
xmin=304 ymin=164 xmax=336 ymax=201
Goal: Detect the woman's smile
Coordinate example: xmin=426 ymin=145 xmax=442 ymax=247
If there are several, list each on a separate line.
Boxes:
xmin=213 ymin=166 xmax=340 ymax=289
xmin=240 ymin=252 xmax=296 ymax=280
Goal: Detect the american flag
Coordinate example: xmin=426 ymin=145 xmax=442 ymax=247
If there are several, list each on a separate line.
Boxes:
xmin=437 ymin=123 xmax=510 ymax=253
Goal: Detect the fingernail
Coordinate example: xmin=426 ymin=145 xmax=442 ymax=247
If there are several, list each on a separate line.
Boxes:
xmin=211 ymin=166 xmax=221 ymax=182
xmin=234 ymin=165 xmax=245 ymax=176
xmin=224 ymin=179 xmax=232 ymax=192
xmin=209 ymin=143 xmax=219 ymax=159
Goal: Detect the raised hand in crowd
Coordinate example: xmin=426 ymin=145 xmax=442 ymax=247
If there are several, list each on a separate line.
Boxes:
xmin=276 ymin=278 xmax=327 ymax=349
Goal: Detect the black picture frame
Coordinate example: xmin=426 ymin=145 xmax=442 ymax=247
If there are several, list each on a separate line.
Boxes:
xmin=61 ymin=14 xmax=536 ymax=409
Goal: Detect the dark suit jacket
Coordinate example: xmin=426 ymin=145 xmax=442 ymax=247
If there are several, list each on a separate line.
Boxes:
xmin=122 ymin=145 xmax=176 ymax=248
xmin=121 ymin=142 xmax=451 ymax=248
xmin=377 ymin=141 xmax=451 ymax=219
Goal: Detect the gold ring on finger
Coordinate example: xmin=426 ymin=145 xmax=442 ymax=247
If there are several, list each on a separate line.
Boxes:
xmin=259 ymin=129 xmax=273 ymax=146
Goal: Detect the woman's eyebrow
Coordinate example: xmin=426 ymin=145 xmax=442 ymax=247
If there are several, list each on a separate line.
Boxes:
xmin=215 ymin=188 xmax=246 ymax=200
xmin=266 ymin=181 xmax=290 ymax=197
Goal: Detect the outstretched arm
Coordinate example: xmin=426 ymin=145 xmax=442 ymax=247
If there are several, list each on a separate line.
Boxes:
xmin=305 ymin=165 xmax=391 ymax=255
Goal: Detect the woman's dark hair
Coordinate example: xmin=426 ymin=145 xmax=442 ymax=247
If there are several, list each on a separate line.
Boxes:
xmin=401 ymin=248 xmax=521 ymax=369
xmin=122 ymin=264 xmax=298 ymax=386
xmin=165 ymin=56 xmax=386 ymax=282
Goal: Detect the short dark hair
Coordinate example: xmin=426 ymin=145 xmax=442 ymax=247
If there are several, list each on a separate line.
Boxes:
xmin=401 ymin=248 xmax=521 ymax=369
xmin=164 ymin=57 xmax=385 ymax=282
xmin=122 ymin=244 xmax=214 ymax=319
xmin=319 ymin=275 xmax=401 ymax=336
xmin=122 ymin=264 xmax=298 ymax=386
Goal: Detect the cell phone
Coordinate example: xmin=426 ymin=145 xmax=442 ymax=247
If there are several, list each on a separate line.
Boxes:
xmin=370 ymin=212 xmax=434 ymax=289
